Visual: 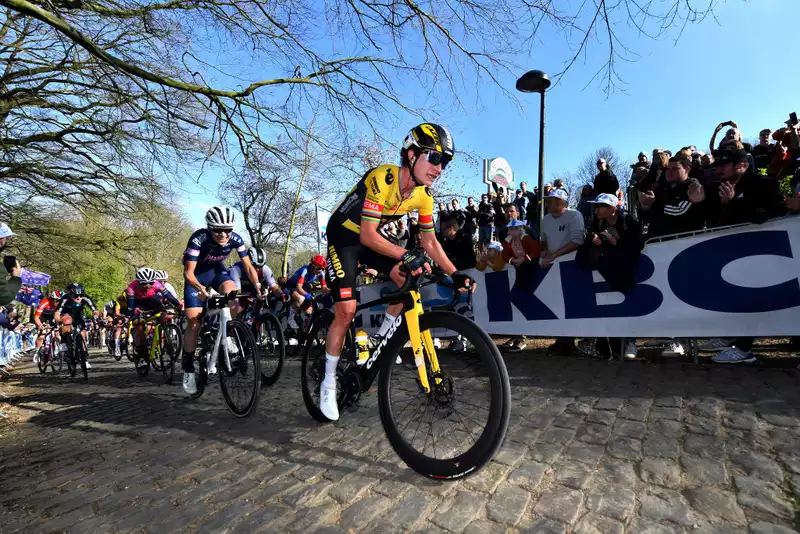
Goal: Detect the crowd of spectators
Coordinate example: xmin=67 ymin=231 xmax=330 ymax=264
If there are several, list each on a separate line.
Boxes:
xmin=382 ymin=112 xmax=800 ymax=362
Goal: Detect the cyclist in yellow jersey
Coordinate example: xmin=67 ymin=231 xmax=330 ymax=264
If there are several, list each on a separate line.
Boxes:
xmin=321 ymin=123 xmax=475 ymax=420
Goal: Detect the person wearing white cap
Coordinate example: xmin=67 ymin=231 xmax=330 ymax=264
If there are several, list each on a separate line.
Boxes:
xmin=539 ymin=189 xmax=584 ymax=356
xmin=0 ymin=223 xmax=22 ymax=307
xmin=585 ymin=193 xmax=646 ymax=360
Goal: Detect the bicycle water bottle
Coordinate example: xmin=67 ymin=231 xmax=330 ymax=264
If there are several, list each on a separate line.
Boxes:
xmin=355 ymin=330 xmax=370 ymax=365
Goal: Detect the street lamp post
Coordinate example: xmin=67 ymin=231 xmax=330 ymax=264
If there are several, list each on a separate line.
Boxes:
xmin=515 ymin=70 xmax=551 ymax=239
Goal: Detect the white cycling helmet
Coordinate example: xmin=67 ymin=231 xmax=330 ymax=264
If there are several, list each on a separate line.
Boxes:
xmin=205 ymin=206 xmax=235 ymax=229
xmin=136 ymin=267 xmax=156 ymax=283
xmin=247 ymin=247 xmax=267 ymax=268
xmin=155 ymin=270 xmax=168 ymax=282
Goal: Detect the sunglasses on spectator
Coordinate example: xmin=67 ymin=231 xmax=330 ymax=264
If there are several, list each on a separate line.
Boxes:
xmin=211 ymin=228 xmax=233 ymax=235
xmin=423 ymin=150 xmax=451 ymax=169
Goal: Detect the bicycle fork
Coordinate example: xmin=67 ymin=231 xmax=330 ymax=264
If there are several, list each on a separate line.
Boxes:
xmin=404 ymin=290 xmax=442 ymax=393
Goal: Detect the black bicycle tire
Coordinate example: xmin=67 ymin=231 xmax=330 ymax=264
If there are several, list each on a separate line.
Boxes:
xmin=279 ymin=310 xmax=302 ymax=357
xmin=300 ymin=309 xmax=353 ymax=423
xmin=78 ymin=336 xmax=89 ymax=381
xmin=50 ymin=338 xmax=62 ymax=375
xmin=377 ymin=310 xmax=511 ymax=480
xmin=37 ymin=347 xmax=47 ymax=374
xmin=191 ymin=349 xmax=208 ymax=400
xmin=67 ymin=334 xmax=77 ymax=378
xmin=218 ymin=319 xmax=261 ymax=417
xmin=135 ymin=352 xmax=150 ymax=377
xmin=253 ymin=312 xmax=285 ymax=386
xmin=160 ymin=324 xmax=181 ymax=384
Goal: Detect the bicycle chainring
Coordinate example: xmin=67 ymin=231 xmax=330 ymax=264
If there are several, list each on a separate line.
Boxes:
xmin=339 ymin=367 xmax=362 ymax=410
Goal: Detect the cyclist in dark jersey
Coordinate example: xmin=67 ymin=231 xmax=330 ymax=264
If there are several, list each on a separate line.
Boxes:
xmin=54 ymin=282 xmax=99 ymax=368
xmin=181 ymin=206 xmax=263 ymax=395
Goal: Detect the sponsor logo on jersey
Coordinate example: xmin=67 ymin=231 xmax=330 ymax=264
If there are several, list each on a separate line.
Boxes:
xmin=328 ymin=246 xmax=345 ymax=279
xmin=339 ymin=287 xmax=352 ymax=299
xmin=424 ymin=186 xmax=432 ymax=197
xmin=385 ymin=169 xmax=394 ymax=185
xmin=363 ymin=200 xmax=381 ymax=212
xmin=368 ymin=175 xmax=381 ymax=197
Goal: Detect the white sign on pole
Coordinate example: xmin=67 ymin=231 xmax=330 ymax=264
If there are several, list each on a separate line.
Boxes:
xmin=483 ymin=157 xmax=514 ymax=192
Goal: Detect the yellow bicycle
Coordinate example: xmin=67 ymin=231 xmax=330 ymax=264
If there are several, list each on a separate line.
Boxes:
xmin=132 ymin=310 xmax=182 ymax=383
xmin=301 ymin=269 xmax=511 ymax=480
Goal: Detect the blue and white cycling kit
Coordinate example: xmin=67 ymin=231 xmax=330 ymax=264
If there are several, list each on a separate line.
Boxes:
xmin=183 ymin=229 xmax=247 ymax=308
xmin=286 ymin=265 xmax=326 ymax=292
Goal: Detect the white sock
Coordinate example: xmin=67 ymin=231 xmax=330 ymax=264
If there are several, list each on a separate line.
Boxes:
xmin=377 ymin=312 xmax=397 ymax=338
xmin=324 ymin=353 xmax=339 ymax=381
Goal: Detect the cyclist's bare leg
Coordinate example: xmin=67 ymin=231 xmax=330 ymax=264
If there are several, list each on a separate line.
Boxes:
xmin=326 ymin=300 xmax=356 ymax=357
xmin=182 ymin=307 xmax=203 ymax=372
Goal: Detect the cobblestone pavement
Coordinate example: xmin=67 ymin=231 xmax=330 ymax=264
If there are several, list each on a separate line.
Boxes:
xmin=1 ymin=349 xmax=799 ymax=534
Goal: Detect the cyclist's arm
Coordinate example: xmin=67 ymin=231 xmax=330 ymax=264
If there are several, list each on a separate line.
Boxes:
xmin=159 ymin=288 xmax=181 ymax=309
xmin=184 ymin=260 xmax=204 ymax=293
xmin=420 ymin=231 xmax=458 ymax=276
xmin=360 ymin=219 xmax=407 ymax=260
xmin=240 ymin=255 xmax=261 ymax=292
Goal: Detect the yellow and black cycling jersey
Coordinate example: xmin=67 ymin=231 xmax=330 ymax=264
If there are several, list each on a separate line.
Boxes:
xmin=115 ymin=291 xmax=128 ymax=314
xmin=328 ymin=165 xmax=435 ymax=237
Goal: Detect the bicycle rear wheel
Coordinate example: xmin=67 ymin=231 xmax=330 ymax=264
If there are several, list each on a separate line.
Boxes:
xmin=50 ymin=338 xmax=62 ymax=375
xmin=77 ymin=336 xmax=89 ymax=381
xmin=252 ymin=312 xmax=285 ymax=386
xmin=36 ymin=346 xmax=48 ymax=374
xmin=219 ymin=319 xmax=261 ymax=417
xmin=160 ymin=324 xmax=181 ymax=384
xmin=377 ymin=311 xmax=510 ymax=480
xmin=67 ymin=335 xmax=77 ymax=378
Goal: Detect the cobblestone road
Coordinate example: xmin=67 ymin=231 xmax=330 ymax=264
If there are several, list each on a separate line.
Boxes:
xmin=1 ymin=348 xmax=799 ymax=533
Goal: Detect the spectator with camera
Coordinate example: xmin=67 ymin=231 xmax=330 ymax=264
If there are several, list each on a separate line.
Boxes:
xmin=579 ymin=193 xmax=645 ymax=359
xmin=0 ymin=223 xmax=22 ymax=309
xmin=638 ymin=154 xmax=707 ymax=238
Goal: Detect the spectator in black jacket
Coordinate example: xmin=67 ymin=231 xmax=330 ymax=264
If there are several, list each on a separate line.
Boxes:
xmin=449 ymin=199 xmax=466 ymax=230
xmin=477 ymin=194 xmax=495 ymax=246
xmin=464 ymin=196 xmax=479 ymax=238
xmin=638 ymin=154 xmax=706 ymax=238
xmin=704 ymin=148 xmax=783 ymax=228
xmin=0 ymin=223 xmax=22 ymax=307
xmin=593 ymin=158 xmax=619 ymax=195
xmin=581 ymin=194 xmax=645 ymax=360
xmin=704 ymin=147 xmax=783 ymax=366
xmin=440 ymin=219 xmax=477 ymax=270
xmin=492 ymin=192 xmax=508 ymax=233
xmin=520 ymin=181 xmax=538 ymax=224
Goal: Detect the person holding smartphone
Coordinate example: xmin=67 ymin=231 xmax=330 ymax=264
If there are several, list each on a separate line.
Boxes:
xmin=0 ymin=223 xmax=22 ymax=307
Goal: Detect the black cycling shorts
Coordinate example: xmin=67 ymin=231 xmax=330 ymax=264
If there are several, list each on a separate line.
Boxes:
xmin=326 ymin=229 xmax=397 ymax=302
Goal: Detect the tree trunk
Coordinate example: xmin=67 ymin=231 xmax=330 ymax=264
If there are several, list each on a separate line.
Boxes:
xmin=281 ymin=131 xmax=314 ymax=277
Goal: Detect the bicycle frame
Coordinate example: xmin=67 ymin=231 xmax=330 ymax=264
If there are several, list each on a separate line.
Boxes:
xmin=202 ymin=296 xmax=236 ymax=373
xmin=349 ymin=280 xmax=445 ymax=395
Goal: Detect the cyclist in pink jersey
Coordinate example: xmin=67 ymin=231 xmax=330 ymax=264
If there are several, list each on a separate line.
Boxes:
xmin=127 ymin=267 xmax=181 ymax=369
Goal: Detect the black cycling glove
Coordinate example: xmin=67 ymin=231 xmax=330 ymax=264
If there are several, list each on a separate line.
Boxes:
xmin=451 ymin=271 xmax=474 ymax=290
xmin=401 ymin=248 xmax=429 ymax=271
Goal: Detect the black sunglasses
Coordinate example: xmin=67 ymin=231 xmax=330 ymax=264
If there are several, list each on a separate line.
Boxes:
xmin=211 ymin=228 xmax=233 ymax=235
xmin=423 ymin=150 xmax=451 ymax=169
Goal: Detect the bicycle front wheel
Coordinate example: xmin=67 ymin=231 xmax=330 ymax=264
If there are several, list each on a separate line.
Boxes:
xmin=36 ymin=347 xmax=48 ymax=374
xmin=50 ymin=338 xmax=62 ymax=375
xmin=219 ymin=319 xmax=261 ymax=418
xmin=377 ymin=311 xmax=511 ymax=480
xmin=78 ymin=336 xmax=89 ymax=381
xmin=252 ymin=312 xmax=285 ymax=386
xmin=160 ymin=324 xmax=181 ymax=384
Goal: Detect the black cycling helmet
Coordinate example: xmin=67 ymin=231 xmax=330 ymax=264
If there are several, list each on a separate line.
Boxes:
xmin=401 ymin=123 xmax=454 ymax=185
xmin=66 ymin=282 xmax=84 ymax=296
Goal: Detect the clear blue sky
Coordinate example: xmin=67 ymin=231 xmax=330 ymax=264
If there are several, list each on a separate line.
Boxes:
xmin=181 ymin=0 xmax=799 ymax=228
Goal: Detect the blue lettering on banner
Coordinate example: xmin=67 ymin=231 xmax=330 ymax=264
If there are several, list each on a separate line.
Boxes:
xmin=669 ymin=230 xmax=800 ymax=313
xmin=485 ymin=268 xmax=557 ymax=321
xmin=560 ymin=256 xmax=662 ymax=319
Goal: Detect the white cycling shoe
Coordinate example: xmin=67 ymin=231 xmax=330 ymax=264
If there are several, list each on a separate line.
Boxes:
xmin=183 ymin=372 xmax=197 ymax=395
xmin=319 ymin=378 xmax=339 ymax=421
